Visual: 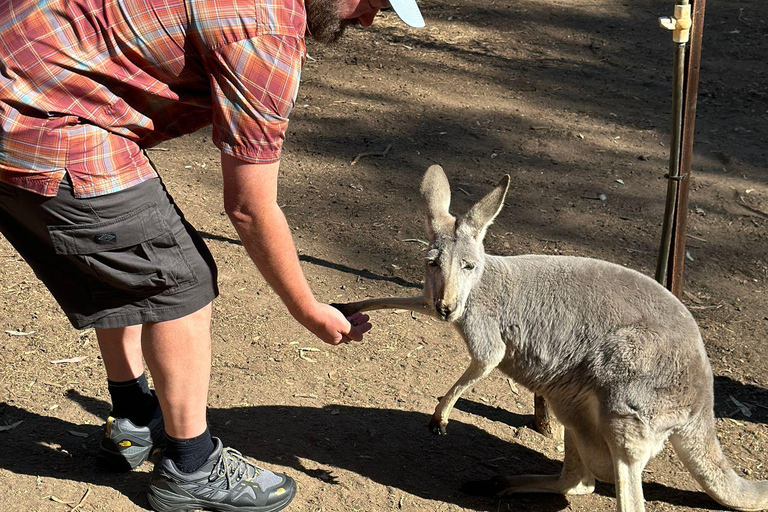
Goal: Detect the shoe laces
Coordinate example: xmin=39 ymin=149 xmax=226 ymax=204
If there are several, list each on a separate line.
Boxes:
xmin=212 ymin=447 xmax=263 ymax=489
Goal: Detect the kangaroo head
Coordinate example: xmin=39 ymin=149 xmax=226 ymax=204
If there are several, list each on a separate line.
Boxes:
xmin=420 ymin=165 xmax=510 ymax=322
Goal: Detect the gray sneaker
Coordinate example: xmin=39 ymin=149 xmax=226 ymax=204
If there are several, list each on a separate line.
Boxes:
xmin=97 ymin=404 xmax=164 ymax=471
xmin=147 ymin=438 xmax=296 ymax=512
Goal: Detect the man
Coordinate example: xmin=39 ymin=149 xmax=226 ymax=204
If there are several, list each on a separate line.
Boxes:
xmin=0 ymin=0 xmax=424 ymax=509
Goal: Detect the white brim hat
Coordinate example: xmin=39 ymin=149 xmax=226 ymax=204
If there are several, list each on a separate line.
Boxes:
xmin=389 ymin=0 xmax=425 ymax=27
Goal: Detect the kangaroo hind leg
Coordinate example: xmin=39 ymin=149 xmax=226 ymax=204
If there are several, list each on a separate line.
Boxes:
xmin=605 ymin=418 xmax=658 ymax=512
xmin=497 ymin=428 xmax=596 ymax=496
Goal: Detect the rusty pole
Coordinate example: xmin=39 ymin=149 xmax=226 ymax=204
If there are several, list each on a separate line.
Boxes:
xmin=655 ymin=0 xmax=706 ymax=296
xmin=667 ymin=0 xmax=706 ymax=297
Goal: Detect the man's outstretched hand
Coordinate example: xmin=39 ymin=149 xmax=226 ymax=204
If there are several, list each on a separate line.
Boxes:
xmin=302 ymin=302 xmax=372 ymax=345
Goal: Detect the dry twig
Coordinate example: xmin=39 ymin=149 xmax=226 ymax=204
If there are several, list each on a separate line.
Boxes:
xmin=737 ymin=196 xmax=768 ymax=219
xmin=298 ymin=347 xmax=321 ymax=363
xmin=402 ymin=238 xmax=429 ymax=246
xmin=350 ymin=143 xmax=392 ymax=166
xmin=71 ymin=488 xmax=91 ymax=512
xmin=5 ymin=329 xmax=35 ymax=336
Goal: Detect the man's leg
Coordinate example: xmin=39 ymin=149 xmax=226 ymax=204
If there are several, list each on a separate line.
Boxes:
xmin=96 ymin=325 xmax=164 ymax=470
xmin=141 ymin=303 xmax=212 ymax=440
xmin=97 ymin=325 xmax=145 ymax=382
xmin=138 ymin=303 xmax=217 ymax=474
xmin=96 ymin=304 xmax=216 ymax=473
xmin=145 ymin=302 xmax=297 ymax=511
xmin=97 ymin=325 xmax=159 ymax=424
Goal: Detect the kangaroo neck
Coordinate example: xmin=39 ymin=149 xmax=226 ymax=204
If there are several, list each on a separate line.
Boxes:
xmin=459 ymin=255 xmax=505 ymax=323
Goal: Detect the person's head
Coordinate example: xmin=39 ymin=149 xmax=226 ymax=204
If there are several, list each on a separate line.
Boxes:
xmin=307 ymin=0 xmax=424 ymax=43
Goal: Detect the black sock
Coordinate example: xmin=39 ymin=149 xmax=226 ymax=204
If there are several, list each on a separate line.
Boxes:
xmin=164 ymin=428 xmax=216 ymax=473
xmin=107 ymin=373 xmax=158 ymax=426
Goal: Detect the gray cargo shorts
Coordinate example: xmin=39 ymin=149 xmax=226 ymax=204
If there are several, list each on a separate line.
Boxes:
xmin=0 ymin=176 xmax=218 ymax=329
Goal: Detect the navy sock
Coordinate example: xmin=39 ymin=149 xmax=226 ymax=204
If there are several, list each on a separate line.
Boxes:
xmin=107 ymin=373 xmax=158 ymax=426
xmin=164 ymin=428 xmax=216 ymax=473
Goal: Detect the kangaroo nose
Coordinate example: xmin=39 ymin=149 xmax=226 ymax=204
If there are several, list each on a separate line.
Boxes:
xmin=435 ymin=300 xmax=452 ymax=319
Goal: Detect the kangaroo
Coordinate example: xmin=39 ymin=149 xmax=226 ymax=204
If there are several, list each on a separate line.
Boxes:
xmin=333 ymin=165 xmax=768 ymax=512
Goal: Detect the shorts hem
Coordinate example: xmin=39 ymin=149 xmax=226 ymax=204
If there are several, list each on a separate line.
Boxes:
xmin=70 ymin=287 xmax=218 ymax=330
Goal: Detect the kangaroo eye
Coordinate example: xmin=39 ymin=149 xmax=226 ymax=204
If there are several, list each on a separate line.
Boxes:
xmin=462 ymin=261 xmax=476 ymax=270
xmin=428 ymin=259 xmax=440 ymax=267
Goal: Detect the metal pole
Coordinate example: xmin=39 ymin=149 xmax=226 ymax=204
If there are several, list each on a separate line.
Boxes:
xmin=667 ymin=0 xmax=706 ymax=297
xmin=656 ymin=2 xmax=693 ymax=288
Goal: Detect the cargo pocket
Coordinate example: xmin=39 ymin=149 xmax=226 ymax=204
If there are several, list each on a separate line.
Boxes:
xmin=48 ymin=203 xmax=197 ymax=300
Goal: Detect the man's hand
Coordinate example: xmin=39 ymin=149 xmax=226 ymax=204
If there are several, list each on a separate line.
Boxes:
xmin=301 ymin=302 xmax=372 ymax=345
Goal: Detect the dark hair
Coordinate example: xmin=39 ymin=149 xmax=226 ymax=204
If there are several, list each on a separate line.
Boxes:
xmin=306 ymin=0 xmax=348 ymax=43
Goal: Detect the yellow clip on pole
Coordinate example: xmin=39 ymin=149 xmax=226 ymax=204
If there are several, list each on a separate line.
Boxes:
xmin=659 ymin=3 xmax=692 ymax=43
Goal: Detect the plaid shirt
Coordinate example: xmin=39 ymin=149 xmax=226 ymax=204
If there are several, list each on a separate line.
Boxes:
xmin=0 ymin=0 xmax=306 ymax=197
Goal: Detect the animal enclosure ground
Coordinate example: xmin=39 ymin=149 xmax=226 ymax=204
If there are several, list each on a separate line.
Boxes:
xmin=1 ymin=0 xmax=767 ymax=510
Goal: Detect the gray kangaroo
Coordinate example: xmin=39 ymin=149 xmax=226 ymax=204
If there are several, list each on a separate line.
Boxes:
xmin=334 ymin=165 xmax=768 ymax=512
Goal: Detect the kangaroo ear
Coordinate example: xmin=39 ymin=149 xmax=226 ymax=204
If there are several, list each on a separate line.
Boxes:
xmin=462 ymin=175 xmax=510 ymax=241
xmin=421 ymin=165 xmax=456 ymax=241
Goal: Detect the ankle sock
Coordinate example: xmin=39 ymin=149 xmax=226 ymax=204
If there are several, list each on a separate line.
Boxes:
xmin=164 ymin=428 xmax=216 ymax=473
xmin=107 ymin=373 xmax=158 ymax=426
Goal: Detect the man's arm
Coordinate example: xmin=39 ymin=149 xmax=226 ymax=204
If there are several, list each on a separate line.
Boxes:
xmin=221 ymin=153 xmax=371 ymax=345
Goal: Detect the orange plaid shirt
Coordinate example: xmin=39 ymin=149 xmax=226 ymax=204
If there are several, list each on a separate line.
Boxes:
xmin=0 ymin=0 xmax=306 ymax=197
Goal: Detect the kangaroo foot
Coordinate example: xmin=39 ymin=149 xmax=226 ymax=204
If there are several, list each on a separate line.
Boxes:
xmin=428 ymin=415 xmax=447 ymax=435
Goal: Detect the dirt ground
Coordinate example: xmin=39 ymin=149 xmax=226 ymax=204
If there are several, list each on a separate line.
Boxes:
xmin=1 ymin=0 xmax=767 ymax=510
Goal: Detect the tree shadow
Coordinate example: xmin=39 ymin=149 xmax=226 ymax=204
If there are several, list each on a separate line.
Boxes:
xmin=0 ymin=397 xmax=150 ymax=509
xmin=2 ymin=389 xmax=753 ymax=511
xmin=198 ymin=231 xmax=422 ymax=290
xmin=451 ymin=397 xmax=535 ymax=431
xmin=713 ymin=375 xmax=768 ymax=425
xmin=643 ymin=482 xmax=731 ymax=511
xmin=0 ymin=393 xmax=564 ymax=511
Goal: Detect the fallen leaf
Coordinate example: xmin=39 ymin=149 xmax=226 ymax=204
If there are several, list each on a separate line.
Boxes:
xmin=50 ymin=356 xmax=87 ymax=364
xmin=0 ymin=420 xmax=23 ymax=432
xmin=730 ymin=396 xmax=752 ymax=417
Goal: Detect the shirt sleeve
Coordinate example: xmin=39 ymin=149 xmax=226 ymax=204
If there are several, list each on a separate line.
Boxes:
xmin=205 ymin=35 xmax=305 ymax=163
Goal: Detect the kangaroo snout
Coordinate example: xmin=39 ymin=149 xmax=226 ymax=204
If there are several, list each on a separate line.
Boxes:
xmin=435 ymin=299 xmax=453 ymax=320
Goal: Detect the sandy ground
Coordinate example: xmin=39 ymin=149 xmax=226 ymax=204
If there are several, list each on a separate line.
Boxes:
xmin=1 ymin=0 xmax=767 ymax=510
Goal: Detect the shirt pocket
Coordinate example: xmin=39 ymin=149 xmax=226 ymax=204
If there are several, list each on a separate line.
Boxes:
xmin=48 ymin=203 xmax=197 ymax=300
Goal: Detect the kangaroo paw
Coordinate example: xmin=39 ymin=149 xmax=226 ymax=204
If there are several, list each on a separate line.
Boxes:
xmin=493 ymin=473 xmax=595 ymax=496
xmin=329 ymin=302 xmax=360 ymax=317
xmin=428 ymin=417 xmax=447 ymax=435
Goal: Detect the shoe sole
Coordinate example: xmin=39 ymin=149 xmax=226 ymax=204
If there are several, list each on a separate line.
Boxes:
xmin=147 ymin=484 xmax=296 ymax=512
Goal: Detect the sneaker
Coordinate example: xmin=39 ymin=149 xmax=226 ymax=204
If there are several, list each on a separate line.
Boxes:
xmin=147 ymin=438 xmax=296 ymax=512
xmin=97 ymin=403 xmax=164 ymax=471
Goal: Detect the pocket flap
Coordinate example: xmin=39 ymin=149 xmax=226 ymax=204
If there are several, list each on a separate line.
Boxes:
xmin=49 ymin=203 xmax=165 ymax=255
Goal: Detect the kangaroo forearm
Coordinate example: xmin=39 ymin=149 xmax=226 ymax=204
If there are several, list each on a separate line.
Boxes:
xmin=331 ymin=296 xmax=434 ymax=317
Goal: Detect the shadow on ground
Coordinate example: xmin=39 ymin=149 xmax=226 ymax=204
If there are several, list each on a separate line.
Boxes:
xmin=2 ymin=387 xmax=754 ymax=511
xmin=199 ymin=231 xmax=423 ymax=290
xmin=714 ymin=375 xmax=768 ymax=424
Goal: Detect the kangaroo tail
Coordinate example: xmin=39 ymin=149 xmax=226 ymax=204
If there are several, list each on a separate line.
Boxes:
xmin=670 ymin=412 xmax=768 ymax=511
